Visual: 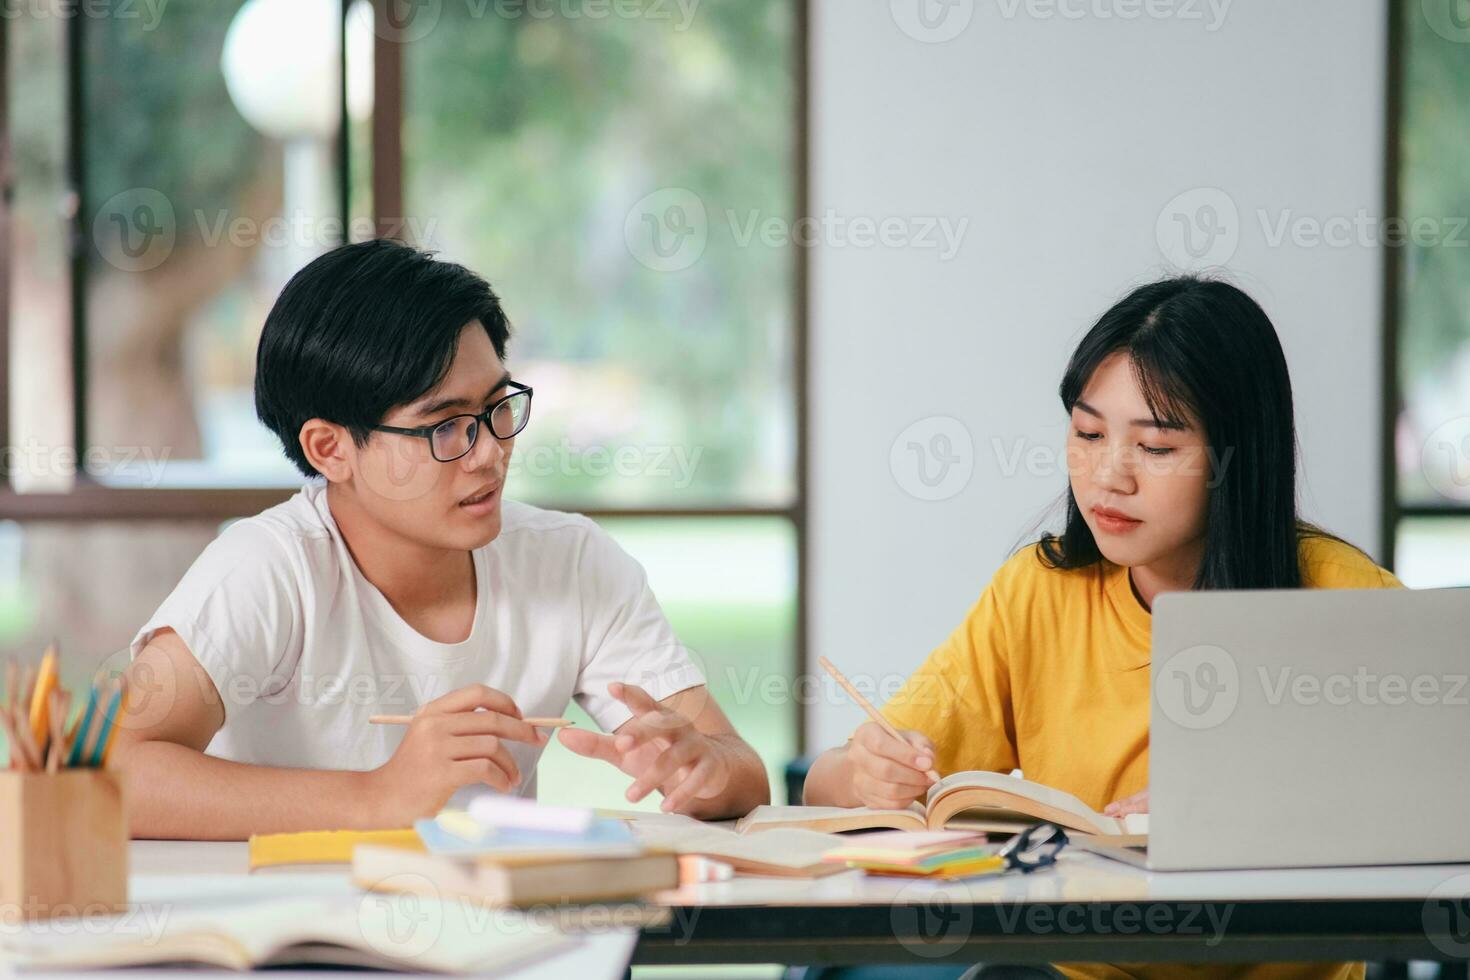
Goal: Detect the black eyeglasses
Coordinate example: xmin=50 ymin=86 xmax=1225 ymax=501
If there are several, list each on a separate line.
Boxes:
xmin=994 ymin=822 xmax=1068 ymax=874
xmin=372 ymin=381 xmax=534 ymax=463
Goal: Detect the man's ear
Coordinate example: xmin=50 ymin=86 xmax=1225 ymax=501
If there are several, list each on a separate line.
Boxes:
xmin=299 ymin=418 xmax=354 ymax=482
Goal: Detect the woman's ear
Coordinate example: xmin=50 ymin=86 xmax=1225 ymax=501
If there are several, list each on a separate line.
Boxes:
xmin=299 ymin=418 xmax=354 ymax=482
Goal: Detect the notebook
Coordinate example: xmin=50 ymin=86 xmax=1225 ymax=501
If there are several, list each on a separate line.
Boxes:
xmin=0 ymin=895 xmax=570 ymax=973
xmin=737 ymin=771 xmax=1149 ymax=837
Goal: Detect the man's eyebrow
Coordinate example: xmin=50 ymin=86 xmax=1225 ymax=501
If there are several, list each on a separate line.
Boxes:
xmin=1073 ymin=399 xmax=1191 ymax=431
xmin=412 ymin=372 xmax=513 ymax=419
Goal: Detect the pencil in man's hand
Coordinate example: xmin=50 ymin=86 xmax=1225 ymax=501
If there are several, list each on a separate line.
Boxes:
xmin=817 ymin=655 xmax=942 ymax=784
xmin=368 ymin=713 xmax=574 ymax=728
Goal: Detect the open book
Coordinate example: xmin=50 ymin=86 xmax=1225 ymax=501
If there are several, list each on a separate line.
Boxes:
xmin=0 ymin=896 xmax=574 ymax=974
xmin=737 ymin=771 xmax=1150 ymax=838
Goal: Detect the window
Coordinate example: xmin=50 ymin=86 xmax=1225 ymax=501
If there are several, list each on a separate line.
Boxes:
xmin=2 ymin=0 xmax=806 ymax=803
xmin=1389 ymin=2 xmax=1470 ymax=587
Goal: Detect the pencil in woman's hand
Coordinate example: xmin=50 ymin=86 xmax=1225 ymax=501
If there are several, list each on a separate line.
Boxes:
xmin=817 ymin=655 xmax=942 ymax=784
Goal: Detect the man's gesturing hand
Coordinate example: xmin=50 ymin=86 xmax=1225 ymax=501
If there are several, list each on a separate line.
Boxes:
xmin=557 ymin=682 xmax=731 ymax=814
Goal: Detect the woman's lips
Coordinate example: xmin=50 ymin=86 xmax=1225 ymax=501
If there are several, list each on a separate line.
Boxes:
xmin=1091 ymin=506 xmax=1142 ymax=534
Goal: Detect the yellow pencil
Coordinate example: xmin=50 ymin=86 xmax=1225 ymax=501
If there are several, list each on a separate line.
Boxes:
xmin=27 ymin=646 xmax=59 ymax=753
xmin=817 ymin=655 xmax=942 ymax=784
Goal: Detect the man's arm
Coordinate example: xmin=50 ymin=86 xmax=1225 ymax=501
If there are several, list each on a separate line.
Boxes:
xmin=112 ymin=630 xmax=542 ymax=839
xmin=558 ymin=683 xmax=771 ymax=820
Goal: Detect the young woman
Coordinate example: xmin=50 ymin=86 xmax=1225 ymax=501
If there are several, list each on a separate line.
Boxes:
xmin=803 ymin=275 xmax=1398 ymax=980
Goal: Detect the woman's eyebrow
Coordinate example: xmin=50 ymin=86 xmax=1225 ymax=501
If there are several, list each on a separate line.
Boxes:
xmin=1073 ymin=399 xmax=1191 ymax=431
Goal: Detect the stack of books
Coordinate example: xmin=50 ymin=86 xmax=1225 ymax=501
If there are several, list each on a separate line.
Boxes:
xmin=353 ymin=797 xmax=679 ymax=906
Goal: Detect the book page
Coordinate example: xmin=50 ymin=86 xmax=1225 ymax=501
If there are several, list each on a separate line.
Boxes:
xmin=927 ymin=771 xmax=1125 ymax=835
xmin=735 ymin=804 xmax=927 ymax=834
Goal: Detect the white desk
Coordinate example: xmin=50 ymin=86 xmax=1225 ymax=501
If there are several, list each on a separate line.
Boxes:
xmin=123 ymin=841 xmax=1470 ymax=969
xmin=1 ymin=841 xmax=637 ymax=979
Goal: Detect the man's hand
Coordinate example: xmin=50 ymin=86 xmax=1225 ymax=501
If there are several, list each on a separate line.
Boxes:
xmin=846 ymin=721 xmax=938 ymax=810
xmin=1104 ymin=787 xmax=1149 ymax=817
xmin=557 ymin=682 xmax=733 ymax=814
xmin=367 ymin=684 xmax=548 ymax=825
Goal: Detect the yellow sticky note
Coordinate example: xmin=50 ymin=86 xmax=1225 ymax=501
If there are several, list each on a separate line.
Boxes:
xmin=248 ymin=828 xmax=423 ymax=871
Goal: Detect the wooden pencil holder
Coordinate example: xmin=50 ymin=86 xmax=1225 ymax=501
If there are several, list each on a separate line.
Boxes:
xmin=0 ymin=769 xmax=128 ymax=919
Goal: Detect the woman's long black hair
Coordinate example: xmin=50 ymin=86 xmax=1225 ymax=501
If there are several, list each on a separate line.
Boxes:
xmin=1038 ymin=275 xmax=1327 ymax=590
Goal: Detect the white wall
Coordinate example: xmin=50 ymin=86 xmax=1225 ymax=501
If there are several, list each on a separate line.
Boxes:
xmin=807 ymin=0 xmax=1388 ymax=749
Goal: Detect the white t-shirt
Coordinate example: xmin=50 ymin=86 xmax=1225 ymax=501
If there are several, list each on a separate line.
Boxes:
xmin=129 ymin=482 xmax=704 ymax=798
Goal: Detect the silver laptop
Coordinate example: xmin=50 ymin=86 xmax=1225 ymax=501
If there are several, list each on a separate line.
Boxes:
xmin=1079 ymin=587 xmax=1470 ymax=871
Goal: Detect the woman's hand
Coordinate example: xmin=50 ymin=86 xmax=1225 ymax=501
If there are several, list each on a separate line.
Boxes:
xmin=846 ymin=722 xmax=938 ymax=810
xmin=1104 ymin=787 xmax=1149 ymax=817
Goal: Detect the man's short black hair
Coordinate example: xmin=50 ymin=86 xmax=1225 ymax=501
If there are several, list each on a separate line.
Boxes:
xmin=255 ymin=239 xmax=511 ymax=477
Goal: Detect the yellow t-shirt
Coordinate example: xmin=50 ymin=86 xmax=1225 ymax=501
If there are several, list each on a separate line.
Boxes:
xmin=881 ymin=532 xmax=1402 ymax=980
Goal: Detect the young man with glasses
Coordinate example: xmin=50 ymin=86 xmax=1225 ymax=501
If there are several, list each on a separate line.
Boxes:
xmin=113 ymin=240 xmax=770 ymax=838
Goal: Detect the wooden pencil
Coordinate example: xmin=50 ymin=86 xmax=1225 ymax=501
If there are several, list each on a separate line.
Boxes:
xmin=817 ymin=655 xmax=942 ymax=784
xmin=368 ymin=714 xmax=574 ymax=728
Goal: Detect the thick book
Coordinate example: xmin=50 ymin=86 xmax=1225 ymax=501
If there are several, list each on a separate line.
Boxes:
xmin=0 ymin=895 xmax=568 ymax=973
xmin=737 ymin=771 xmax=1150 ymax=838
xmin=353 ymin=843 xmax=680 ymax=907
